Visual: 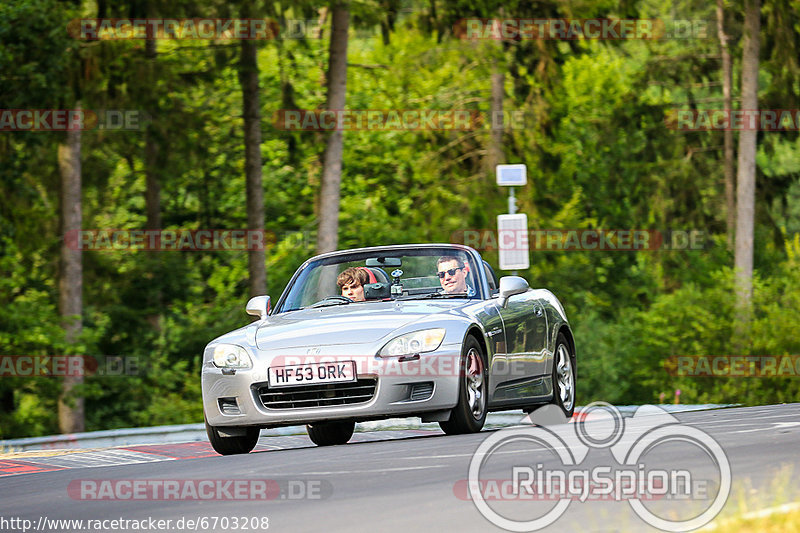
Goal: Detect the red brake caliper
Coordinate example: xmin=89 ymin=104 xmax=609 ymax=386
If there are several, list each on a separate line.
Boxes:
xmin=468 ymin=353 xmax=478 ymax=377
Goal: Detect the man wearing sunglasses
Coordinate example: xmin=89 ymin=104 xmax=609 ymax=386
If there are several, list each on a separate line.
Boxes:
xmin=436 ymin=256 xmax=475 ymax=296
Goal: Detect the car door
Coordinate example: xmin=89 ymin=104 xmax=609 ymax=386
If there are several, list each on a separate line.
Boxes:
xmin=493 ymin=288 xmax=549 ymax=402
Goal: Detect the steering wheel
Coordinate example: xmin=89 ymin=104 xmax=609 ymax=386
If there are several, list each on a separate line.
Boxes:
xmin=309 ymin=295 xmax=353 ymax=308
xmin=323 ymin=295 xmax=353 ymax=303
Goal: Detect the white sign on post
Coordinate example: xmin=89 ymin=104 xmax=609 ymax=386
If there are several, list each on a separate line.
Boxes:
xmin=496 ymin=164 xmax=527 ymax=186
xmin=497 ymin=214 xmax=530 ymax=270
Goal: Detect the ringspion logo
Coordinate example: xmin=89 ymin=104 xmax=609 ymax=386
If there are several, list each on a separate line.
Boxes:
xmin=464 ymin=403 xmax=730 ymax=531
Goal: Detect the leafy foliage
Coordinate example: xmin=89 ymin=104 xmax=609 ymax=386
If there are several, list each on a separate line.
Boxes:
xmin=1 ymin=0 xmax=799 ymax=437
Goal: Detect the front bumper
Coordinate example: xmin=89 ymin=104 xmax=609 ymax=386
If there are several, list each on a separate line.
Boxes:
xmin=202 ymin=343 xmax=462 ymax=428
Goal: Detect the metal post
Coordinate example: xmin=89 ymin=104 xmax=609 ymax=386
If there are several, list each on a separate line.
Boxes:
xmin=509 ymin=187 xmax=517 ymax=275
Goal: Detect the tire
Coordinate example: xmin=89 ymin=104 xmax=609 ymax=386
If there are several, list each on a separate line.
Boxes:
xmin=550 ymin=332 xmax=576 ymax=418
xmin=205 ymin=418 xmax=260 ymax=455
xmin=439 ymin=336 xmax=488 ymax=435
xmin=306 ymin=420 xmax=355 ymax=446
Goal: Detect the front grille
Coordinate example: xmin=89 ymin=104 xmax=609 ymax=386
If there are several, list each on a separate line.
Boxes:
xmin=256 ymin=378 xmax=377 ymax=410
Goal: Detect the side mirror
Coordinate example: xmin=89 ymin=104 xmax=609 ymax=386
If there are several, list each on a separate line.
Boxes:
xmin=497 ymin=276 xmax=529 ymax=308
xmin=246 ymin=295 xmax=271 ymax=319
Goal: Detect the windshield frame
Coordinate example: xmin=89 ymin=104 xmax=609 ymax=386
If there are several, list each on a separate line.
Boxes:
xmin=272 ymin=244 xmax=488 ymax=315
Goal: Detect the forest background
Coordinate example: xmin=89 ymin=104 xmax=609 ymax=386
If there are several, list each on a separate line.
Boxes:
xmin=1 ymin=0 xmax=799 ymax=438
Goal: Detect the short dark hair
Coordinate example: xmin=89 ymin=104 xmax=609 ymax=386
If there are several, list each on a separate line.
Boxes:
xmin=437 ymin=256 xmax=465 ymax=269
xmin=337 ymin=267 xmax=369 ymax=288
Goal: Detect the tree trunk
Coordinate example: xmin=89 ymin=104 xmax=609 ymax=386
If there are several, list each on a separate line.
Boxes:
xmin=716 ymin=0 xmax=735 ymax=249
xmin=734 ymin=0 xmax=760 ymax=334
xmin=144 ymin=38 xmax=161 ymax=232
xmin=0 ymin=389 xmax=13 ymax=417
xmin=487 ymin=61 xmax=505 ymax=173
xmin=144 ymin=136 xmax=160 ymax=230
xmin=239 ymin=5 xmax=266 ymax=297
xmin=143 ymin=35 xmax=164 ymax=332
xmin=314 ymin=7 xmax=328 ymax=39
xmin=316 ymin=1 xmax=350 ymax=254
xmin=58 ymin=103 xmax=84 ymax=434
xmin=379 ymin=0 xmax=398 ymax=46
xmin=486 ymin=7 xmax=505 ymax=175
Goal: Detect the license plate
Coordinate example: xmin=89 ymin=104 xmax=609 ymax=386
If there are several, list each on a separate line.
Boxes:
xmin=268 ymin=361 xmax=357 ymax=388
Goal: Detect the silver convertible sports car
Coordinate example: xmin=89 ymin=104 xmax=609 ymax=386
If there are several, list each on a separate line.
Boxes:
xmin=202 ymin=244 xmax=576 ymax=454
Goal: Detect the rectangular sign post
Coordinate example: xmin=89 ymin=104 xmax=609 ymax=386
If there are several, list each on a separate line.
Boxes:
xmin=497 ymin=214 xmax=530 ymax=270
xmin=496 ymin=164 xmax=529 ymax=271
xmin=495 ymin=164 xmax=527 ymax=187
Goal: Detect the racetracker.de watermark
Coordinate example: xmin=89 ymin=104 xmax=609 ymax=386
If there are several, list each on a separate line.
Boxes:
xmin=0 ymin=355 xmax=139 ymax=377
xmin=668 ymin=109 xmax=800 ymax=131
xmin=452 ymin=229 xmax=708 ymax=252
xmin=0 ymin=109 xmax=146 ymax=131
xmin=69 ymin=18 xmax=328 ymax=40
xmin=265 ymin=355 xmax=527 ymax=381
xmin=665 ymin=355 xmax=800 ymax=377
xmin=65 ymin=229 xmax=267 ymax=251
xmin=68 ymin=18 xmax=299 ymax=40
xmin=68 ymin=478 xmax=331 ymax=500
xmin=273 ymin=109 xmax=527 ymax=131
xmin=0 ymin=516 xmax=270 ymax=533
xmin=455 ymin=18 xmax=709 ymax=40
xmin=463 ymin=403 xmax=730 ymax=531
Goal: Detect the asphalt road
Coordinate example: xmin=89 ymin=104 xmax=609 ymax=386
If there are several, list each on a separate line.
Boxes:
xmin=2 ymin=404 xmax=799 ymax=533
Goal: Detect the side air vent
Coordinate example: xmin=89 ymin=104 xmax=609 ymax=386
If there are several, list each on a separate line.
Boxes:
xmin=409 ymin=382 xmax=434 ymax=401
xmin=218 ymin=397 xmax=241 ymax=415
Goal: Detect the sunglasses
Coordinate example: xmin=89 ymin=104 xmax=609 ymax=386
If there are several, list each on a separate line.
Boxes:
xmin=437 ymin=267 xmax=463 ymax=278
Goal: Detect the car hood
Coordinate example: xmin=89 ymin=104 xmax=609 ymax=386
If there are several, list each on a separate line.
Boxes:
xmin=256 ymin=300 xmax=467 ymax=350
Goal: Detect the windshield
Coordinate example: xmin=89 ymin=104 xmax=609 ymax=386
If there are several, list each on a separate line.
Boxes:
xmin=275 ymin=247 xmax=482 ymax=313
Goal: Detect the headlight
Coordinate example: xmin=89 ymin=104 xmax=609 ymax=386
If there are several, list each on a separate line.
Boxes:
xmin=379 ymin=328 xmax=446 ymax=357
xmin=212 ymin=344 xmax=252 ymax=369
